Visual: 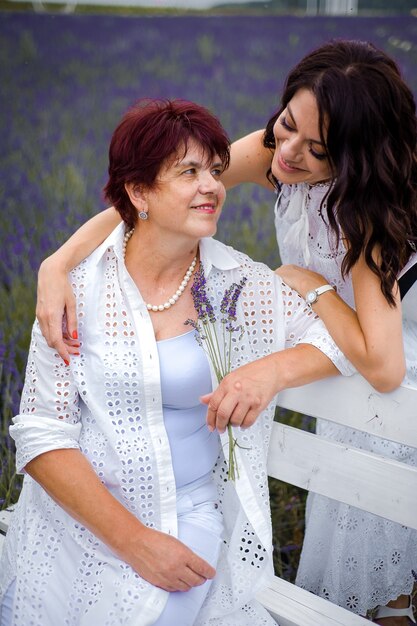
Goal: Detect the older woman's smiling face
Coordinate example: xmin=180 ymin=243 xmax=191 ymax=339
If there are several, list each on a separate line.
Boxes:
xmin=136 ymin=139 xmax=226 ymax=244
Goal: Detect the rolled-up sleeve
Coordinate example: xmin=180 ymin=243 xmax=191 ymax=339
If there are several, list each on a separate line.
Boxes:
xmin=10 ymin=321 xmax=81 ymax=473
xmin=280 ymin=279 xmax=356 ymax=377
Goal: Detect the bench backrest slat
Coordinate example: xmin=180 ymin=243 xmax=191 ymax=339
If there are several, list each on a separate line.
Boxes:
xmin=277 ymin=375 xmax=417 ymax=447
xmin=261 ymin=373 xmax=417 ymax=624
xmin=257 ymin=577 xmax=370 ymax=626
xmin=268 ymin=422 xmax=417 ymax=528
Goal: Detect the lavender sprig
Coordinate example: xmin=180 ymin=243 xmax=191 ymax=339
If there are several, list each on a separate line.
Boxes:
xmin=186 ymin=264 xmax=248 ymax=481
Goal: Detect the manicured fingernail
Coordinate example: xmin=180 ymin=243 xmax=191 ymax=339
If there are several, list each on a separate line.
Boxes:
xmin=72 ymin=330 xmax=78 ymax=340
xmin=64 ymin=359 xmax=70 ymax=366
xmin=74 ymin=352 xmax=80 ymax=356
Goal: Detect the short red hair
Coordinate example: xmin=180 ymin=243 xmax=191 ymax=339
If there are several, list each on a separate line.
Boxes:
xmin=103 ymin=99 xmax=230 ymax=229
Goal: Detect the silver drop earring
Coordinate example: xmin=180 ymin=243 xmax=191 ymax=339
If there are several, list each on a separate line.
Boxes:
xmin=138 ymin=210 xmax=148 ymax=221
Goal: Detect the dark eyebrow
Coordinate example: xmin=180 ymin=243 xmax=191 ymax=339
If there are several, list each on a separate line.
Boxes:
xmin=287 ymin=103 xmax=325 ymax=147
xmin=175 ymin=160 xmax=200 ymax=169
xmin=175 ymin=159 xmax=224 ymax=170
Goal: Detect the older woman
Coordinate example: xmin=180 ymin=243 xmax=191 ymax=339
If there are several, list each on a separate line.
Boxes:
xmin=0 ymin=99 xmax=351 ymax=626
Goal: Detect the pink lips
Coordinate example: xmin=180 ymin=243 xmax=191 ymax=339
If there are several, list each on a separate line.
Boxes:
xmin=277 ymin=153 xmax=302 ymax=173
xmin=192 ymin=204 xmax=216 ymax=214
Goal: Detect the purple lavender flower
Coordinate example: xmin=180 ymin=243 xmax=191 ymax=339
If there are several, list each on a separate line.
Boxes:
xmin=190 ymin=265 xmax=216 ymax=324
xmin=184 ymin=318 xmax=198 ymax=331
xmin=227 ymin=278 xmax=247 ymax=321
xmin=186 ymin=266 xmax=248 ymax=481
xmin=218 ymin=278 xmax=247 ymax=322
xmin=220 ymin=285 xmax=234 ymax=316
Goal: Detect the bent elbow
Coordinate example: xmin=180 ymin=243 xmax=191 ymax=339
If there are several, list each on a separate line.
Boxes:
xmin=366 ymin=364 xmax=406 ymax=394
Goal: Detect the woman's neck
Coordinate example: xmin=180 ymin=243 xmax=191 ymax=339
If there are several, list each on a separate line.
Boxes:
xmin=124 ymin=228 xmax=199 ymax=282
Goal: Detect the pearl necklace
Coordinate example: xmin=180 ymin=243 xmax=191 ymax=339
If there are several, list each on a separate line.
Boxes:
xmin=122 ymin=228 xmax=197 ymax=312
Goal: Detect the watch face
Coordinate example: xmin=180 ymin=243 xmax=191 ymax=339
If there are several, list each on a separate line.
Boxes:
xmin=306 ymin=290 xmax=317 ymax=304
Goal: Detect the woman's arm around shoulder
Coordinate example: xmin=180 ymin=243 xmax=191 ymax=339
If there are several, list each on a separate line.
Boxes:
xmin=37 ymin=207 xmax=121 ymax=362
xmin=221 ymin=130 xmax=275 ymax=190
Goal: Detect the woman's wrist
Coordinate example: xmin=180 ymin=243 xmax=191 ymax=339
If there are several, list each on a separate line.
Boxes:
xmin=111 ymin=518 xmax=157 ymax=574
xmin=305 ymin=283 xmax=335 ymax=306
xmin=298 ymin=275 xmax=328 ymax=300
xmin=40 ymin=249 xmax=72 ymax=275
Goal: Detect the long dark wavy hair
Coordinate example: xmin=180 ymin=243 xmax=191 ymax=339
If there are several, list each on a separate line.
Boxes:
xmin=264 ymin=40 xmax=417 ymax=305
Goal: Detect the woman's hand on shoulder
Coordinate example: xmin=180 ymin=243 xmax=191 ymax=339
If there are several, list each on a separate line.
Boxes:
xmin=36 ymin=255 xmax=79 ymax=364
xmin=36 ymin=207 xmax=121 ymax=363
xmin=121 ymin=525 xmax=215 ymax=592
xmin=275 ymin=264 xmax=328 ymax=299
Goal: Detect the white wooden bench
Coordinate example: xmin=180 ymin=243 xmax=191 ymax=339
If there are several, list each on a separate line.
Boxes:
xmin=257 ymin=373 xmax=417 ymax=625
xmin=1 ymin=373 xmax=416 ymax=625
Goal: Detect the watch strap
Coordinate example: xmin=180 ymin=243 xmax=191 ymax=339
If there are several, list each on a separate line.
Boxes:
xmin=315 ymin=284 xmax=334 ymax=297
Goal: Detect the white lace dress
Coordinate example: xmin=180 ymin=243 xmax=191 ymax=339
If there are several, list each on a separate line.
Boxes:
xmin=274 ymin=182 xmax=417 ymax=615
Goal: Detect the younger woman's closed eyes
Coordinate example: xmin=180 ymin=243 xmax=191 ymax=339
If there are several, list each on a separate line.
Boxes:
xmin=279 ymin=115 xmax=328 ymax=161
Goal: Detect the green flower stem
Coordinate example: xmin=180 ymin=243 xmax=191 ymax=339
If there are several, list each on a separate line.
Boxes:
xmin=188 ymin=272 xmax=248 ymax=481
xmin=227 ymin=423 xmax=239 ymax=481
xmin=202 ymin=323 xmax=224 ymax=380
xmin=227 ymin=329 xmax=232 ymax=374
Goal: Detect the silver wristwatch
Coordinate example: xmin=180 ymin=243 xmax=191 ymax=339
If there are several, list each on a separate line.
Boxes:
xmin=305 ymin=284 xmax=334 ymax=305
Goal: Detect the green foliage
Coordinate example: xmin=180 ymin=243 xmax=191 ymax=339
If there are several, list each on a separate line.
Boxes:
xmin=269 ymin=477 xmax=306 ymax=579
xmin=0 ymin=278 xmax=35 ymax=508
xmin=0 ymin=0 xmax=415 ymax=14
xmin=270 ymin=406 xmax=315 ymax=579
xmin=197 ymin=33 xmax=217 ymax=64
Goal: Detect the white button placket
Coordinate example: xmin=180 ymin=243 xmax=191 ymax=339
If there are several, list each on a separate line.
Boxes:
xmin=117 ymin=249 xmax=178 ymax=540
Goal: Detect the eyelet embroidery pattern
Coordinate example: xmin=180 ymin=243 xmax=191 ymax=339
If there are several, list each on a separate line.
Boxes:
xmin=275 ymin=182 xmax=351 ymax=303
xmin=2 ymin=237 xmax=350 ymax=626
xmin=297 ymin=395 xmax=417 ymax=616
xmin=194 ymin=250 xmax=349 ymax=625
xmin=194 ymin=259 xmax=278 ymax=622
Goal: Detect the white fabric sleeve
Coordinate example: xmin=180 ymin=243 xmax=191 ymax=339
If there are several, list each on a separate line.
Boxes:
xmin=10 ymin=321 xmax=81 ymax=474
xmin=279 ymin=279 xmax=356 ymax=377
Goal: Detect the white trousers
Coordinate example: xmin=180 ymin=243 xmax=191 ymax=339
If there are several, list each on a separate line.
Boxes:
xmin=0 ymin=475 xmax=223 ymax=626
xmin=0 ymin=581 xmax=13 ymax=626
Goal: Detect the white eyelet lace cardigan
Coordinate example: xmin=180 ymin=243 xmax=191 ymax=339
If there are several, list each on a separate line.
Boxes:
xmin=0 ymin=224 xmax=352 ymax=626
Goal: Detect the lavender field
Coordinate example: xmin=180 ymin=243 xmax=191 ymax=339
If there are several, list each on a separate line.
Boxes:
xmin=1 ymin=11 xmax=417 ymax=579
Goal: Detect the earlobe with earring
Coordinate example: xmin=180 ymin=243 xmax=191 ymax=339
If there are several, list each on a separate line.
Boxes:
xmin=138 ymin=210 xmax=148 ymax=221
